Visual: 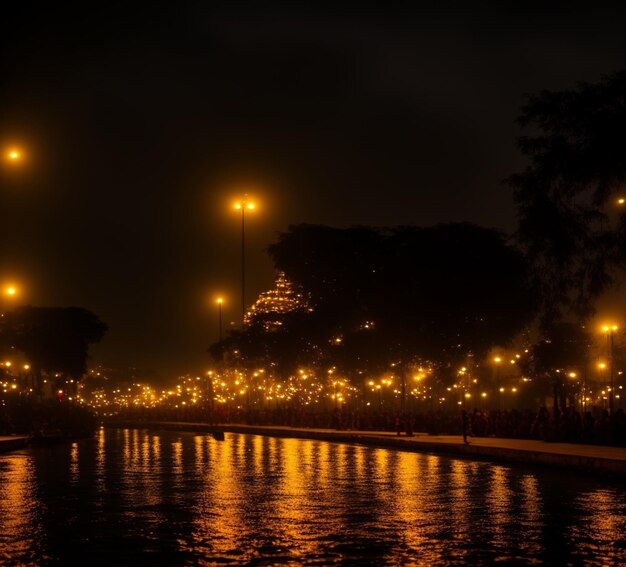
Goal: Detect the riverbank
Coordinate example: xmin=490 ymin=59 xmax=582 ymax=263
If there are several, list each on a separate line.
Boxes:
xmin=0 ymin=435 xmax=30 ymax=453
xmin=110 ymin=420 xmax=626 ymax=479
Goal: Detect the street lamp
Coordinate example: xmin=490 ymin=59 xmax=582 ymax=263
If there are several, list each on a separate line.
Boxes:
xmin=233 ymin=196 xmax=256 ymax=319
xmin=216 ymin=297 xmax=224 ymax=341
xmin=4 ymin=147 xmax=23 ymax=164
xmin=602 ymin=324 xmax=619 ymax=413
xmin=598 ymin=362 xmax=607 ymax=410
xmin=2 ymin=285 xmax=18 ymax=315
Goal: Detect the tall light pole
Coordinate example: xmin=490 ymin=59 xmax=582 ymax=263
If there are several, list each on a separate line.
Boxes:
xmin=602 ymin=324 xmax=619 ymax=413
xmin=598 ymin=362 xmax=607 ymax=410
xmin=494 ymin=356 xmax=502 ymax=411
xmin=233 ymin=197 xmax=255 ymax=319
xmin=216 ymin=297 xmax=223 ymax=341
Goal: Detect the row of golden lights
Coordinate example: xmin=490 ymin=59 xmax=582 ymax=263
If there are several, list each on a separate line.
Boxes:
xmin=1 ymin=324 xmax=623 ymax=401
xmin=4 ymin=369 xmax=621 ymax=408
xmin=19 ymin=356 xmax=618 ymax=410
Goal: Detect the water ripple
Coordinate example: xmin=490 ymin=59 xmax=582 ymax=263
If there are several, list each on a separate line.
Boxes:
xmin=1 ymin=429 xmax=626 ymax=564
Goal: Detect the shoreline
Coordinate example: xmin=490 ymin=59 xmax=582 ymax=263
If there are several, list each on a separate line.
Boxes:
xmin=0 ymin=435 xmax=30 ymax=453
xmin=109 ymin=420 xmax=626 ymax=479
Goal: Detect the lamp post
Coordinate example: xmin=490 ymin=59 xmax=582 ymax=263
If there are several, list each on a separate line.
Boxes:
xmin=216 ymin=297 xmax=223 ymax=341
xmin=602 ymin=324 xmax=618 ymax=413
xmin=598 ymin=362 xmax=607 ymax=410
xmin=494 ymin=356 xmax=502 ymax=410
xmin=233 ymin=197 xmax=255 ymax=319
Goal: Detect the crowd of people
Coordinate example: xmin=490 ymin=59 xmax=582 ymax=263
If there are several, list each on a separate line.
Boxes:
xmin=117 ymin=403 xmax=626 ymax=447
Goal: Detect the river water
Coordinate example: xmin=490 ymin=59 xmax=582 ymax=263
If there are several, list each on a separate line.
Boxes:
xmin=1 ymin=428 xmax=625 ymax=565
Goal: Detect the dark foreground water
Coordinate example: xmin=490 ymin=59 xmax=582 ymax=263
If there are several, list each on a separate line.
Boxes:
xmin=1 ymin=429 xmax=626 ymax=565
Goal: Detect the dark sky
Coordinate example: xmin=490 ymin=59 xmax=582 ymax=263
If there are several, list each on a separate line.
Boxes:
xmin=1 ymin=3 xmax=625 ymax=381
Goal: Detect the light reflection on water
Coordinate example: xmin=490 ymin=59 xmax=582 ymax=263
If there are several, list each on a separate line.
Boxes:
xmin=1 ymin=429 xmax=626 ymax=565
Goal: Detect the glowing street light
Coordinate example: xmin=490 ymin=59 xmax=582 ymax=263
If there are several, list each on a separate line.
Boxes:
xmin=4 ymin=147 xmax=23 ymax=164
xmin=233 ymin=196 xmax=256 ymax=318
xmin=2 ymin=285 xmax=19 ymax=315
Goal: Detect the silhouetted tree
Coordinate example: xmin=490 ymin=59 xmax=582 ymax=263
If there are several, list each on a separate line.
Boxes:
xmin=214 ymin=223 xmax=537 ymax=386
xmin=2 ymin=306 xmax=108 ymax=393
xmin=508 ymin=70 xmax=626 ymax=325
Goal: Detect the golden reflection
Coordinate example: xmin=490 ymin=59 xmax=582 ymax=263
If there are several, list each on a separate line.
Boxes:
xmin=141 ymin=432 xmax=151 ymax=464
xmin=486 ymin=466 xmax=513 ymax=544
xmin=172 ymin=441 xmax=183 ymax=476
xmin=252 ymin=434 xmax=264 ymax=475
xmin=274 ymin=440 xmax=317 ymax=553
xmin=574 ymin=489 xmax=626 ymax=550
xmin=0 ymin=454 xmax=42 ymax=552
xmin=152 ymin=434 xmax=161 ymax=462
xmin=94 ymin=427 xmax=106 ymax=493
xmin=188 ymin=433 xmax=244 ymax=558
xmin=316 ymin=438 xmax=331 ymax=484
xmin=521 ymin=475 xmax=541 ymax=525
xmin=389 ymin=453 xmax=436 ymax=555
xmin=353 ymin=442 xmax=365 ymax=477
xmin=374 ymin=448 xmax=390 ymax=486
xmin=131 ymin=428 xmax=140 ymax=467
xmin=5 ymin=430 xmax=626 ymax=564
xmin=282 ymin=437 xmax=301 ymax=499
xmin=121 ymin=428 xmax=132 ymax=470
xmin=194 ymin=435 xmax=205 ymax=474
xmin=296 ymin=438 xmax=312 ymax=475
xmin=70 ymin=442 xmax=79 ymax=485
xmin=449 ymin=460 xmax=471 ymax=533
xmin=425 ymin=453 xmax=441 ymax=480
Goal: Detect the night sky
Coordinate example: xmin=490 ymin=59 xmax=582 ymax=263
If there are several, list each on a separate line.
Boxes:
xmin=1 ymin=4 xmax=625 ymax=381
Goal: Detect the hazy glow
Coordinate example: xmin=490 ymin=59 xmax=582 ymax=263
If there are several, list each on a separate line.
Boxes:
xmin=5 ymin=147 xmax=22 ymax=162
xmin=233 ymin=201 xmax=256 ymax=210
xmin=4 ymin=285 xmax=17 ymax=297
xmin=233 ymin=194 xmax=257 ymax=211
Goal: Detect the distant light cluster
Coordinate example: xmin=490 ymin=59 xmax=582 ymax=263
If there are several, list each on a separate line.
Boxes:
xmin=244 ymin=272 xmax=312 ymax=329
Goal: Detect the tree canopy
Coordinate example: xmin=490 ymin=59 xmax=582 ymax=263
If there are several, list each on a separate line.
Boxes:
xmin=508 ymin=70 xmax=626 ymax=325
xmin=212 ymin=223 xmax=537 ymax=380
xmin=2 ymin=306 xmax=108 ymax=379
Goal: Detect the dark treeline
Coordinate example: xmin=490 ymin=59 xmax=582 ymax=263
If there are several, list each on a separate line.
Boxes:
xmin=212 ymin=222 xmax=538 ymax=382
xmin=209 ymin=71 xmax=626 ymax=422
xmin=0 ymin=306 xmax=107 ymax=436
